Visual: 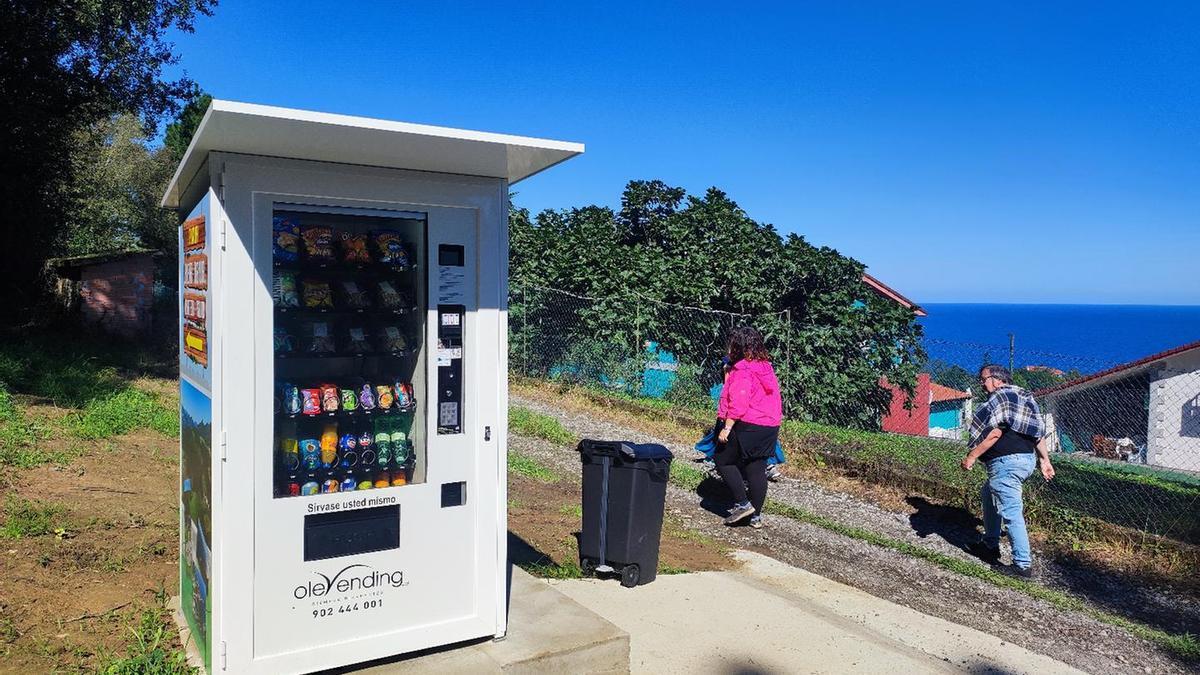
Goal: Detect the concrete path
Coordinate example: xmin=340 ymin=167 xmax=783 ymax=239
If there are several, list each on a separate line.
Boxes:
xmin=344 ymin=564 xmax=629 ymax=674
xmin=548 ymin=550 xmax=1083 ymax=675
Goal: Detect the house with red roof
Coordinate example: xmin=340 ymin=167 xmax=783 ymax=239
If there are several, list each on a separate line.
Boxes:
xmin=862 ymin=272 xmax=926 ymax=317
xmin=881 ymin=374 xmax=973 ymax=439
xmin=1038 ymin=340 xmax=1200 ymax=472
xmin=928 ymin=382 xmax=973 ymax=440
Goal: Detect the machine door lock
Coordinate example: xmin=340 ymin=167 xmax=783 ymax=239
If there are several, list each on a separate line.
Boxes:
xmin=484 ymin=426 xmax=491 ymax=441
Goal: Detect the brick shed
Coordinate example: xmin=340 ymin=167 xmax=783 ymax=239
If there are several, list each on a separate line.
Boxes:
xmin=49 ymin=250 xmax=159 ymax=337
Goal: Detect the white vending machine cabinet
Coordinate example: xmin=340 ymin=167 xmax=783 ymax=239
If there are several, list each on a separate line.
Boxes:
xmin=166 ymin=100 xmax=582 ymax=674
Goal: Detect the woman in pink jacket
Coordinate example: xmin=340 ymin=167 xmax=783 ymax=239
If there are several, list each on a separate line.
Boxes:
xmin=715 ymin=327 xmax=783 ymax=528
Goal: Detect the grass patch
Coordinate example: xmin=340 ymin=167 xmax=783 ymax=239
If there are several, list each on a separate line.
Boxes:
xmin=518 ymin=558 xmax=583 ymax=579
xmin=508 ymin=450 xmax=558 ymax=482
xmin=0 ymin=385 xmax=65 ymax=469
xmin=509 ymin=406 xmax=576 ymax=446
xmin=657 ymin=563 xmax=689 ymax=575
xmin=70 ymin=388 xmax=177 ymax=440
xmin=97 ymin=602 xmax=194 ymax=675
xmin=0 ymin=332 xmax=169 ymax=408
xmin=0 ymin=497 xmax=67 ymax=539
xmin=669 ymin=460 xmax=707 ymax=492
xmin=782 ymin=419 xmax=1200 ymax=544
xmin=558 ymin=503 xmax=583 ymax=518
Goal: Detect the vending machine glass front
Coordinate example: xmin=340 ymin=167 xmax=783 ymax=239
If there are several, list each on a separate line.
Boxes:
xmin=270 ymin=207 xmax=426 ymax=498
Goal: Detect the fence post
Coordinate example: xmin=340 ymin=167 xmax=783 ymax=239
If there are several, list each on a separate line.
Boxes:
xmin=522 ymin=282 xmax=529 ymax=377
xmin=635 ymin=297 xmax=642 ymax=361
xmin=784 ymin=308 xmax=792 ymax=414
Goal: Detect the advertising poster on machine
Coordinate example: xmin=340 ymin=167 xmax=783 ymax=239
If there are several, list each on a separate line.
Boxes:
xmin=179 ymin=193 xmax=213 ymax=671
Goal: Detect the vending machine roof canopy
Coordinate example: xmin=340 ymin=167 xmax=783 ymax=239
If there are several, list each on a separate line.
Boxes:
xmin=163 ymin=100 xmax=585 ymax=208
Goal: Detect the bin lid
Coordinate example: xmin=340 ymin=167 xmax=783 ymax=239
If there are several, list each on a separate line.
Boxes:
xmin=579 ymin=439 xmax=673 ymax=461
xmin=622 ymin=442 xmax=673 ymax=460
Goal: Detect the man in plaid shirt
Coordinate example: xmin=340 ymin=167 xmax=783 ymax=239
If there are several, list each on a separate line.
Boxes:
xmin=960 ymin=365 xmax=1055 ymax=577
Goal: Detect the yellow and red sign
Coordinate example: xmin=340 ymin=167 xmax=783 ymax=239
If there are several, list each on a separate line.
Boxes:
xmin=182 ymin=214 xmax=209 ymax=370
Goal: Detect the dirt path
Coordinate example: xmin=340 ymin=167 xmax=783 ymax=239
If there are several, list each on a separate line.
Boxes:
xmin=511 ymin=392 xmax=1197 ymax=675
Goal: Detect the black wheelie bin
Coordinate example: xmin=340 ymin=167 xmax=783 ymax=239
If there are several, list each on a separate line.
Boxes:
xmin=577 ymin=439 xmax=673 ymax=587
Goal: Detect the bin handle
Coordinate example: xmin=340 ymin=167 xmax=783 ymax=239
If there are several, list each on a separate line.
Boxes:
xmin=648 ymin=461 xmax=670 ymax=483
xmin=598 ymin=455 xmax=610 ymax=568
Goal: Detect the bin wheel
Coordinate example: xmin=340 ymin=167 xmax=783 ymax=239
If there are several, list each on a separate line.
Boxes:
xmin=580 ymin=558 xmax=597 ymax=577
xmin=620 ymin=564 xmax=640 ymax=588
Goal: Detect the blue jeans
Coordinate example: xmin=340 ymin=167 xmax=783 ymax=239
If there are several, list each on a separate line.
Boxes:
xmin=981 ymin=453 xmax=1037 ymax=569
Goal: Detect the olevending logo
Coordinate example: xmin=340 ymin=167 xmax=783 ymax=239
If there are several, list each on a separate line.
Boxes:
xmin=293 ymin=564 xmax=405 ymax=599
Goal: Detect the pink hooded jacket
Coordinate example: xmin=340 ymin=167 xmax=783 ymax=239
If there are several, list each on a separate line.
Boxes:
xmin=718 ymin=359 xmax=782 ymax=427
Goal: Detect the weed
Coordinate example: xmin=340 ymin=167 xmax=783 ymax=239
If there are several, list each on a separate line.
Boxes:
xmin=508 ymin=450 xmax=557 ymax=482
xmin=558 ymin=504 xmax=583 ymax=518
xmin=0 ymin=606 xmax=18 ymax=644
xmin=509 ymin=406 xmax=576 ymax=446
xmin=658 ymin=563 xmax=689 ymax=575
xmin=519 ymin=558 xmax=583 ymax=579
xmin=100 ymin=553 xmax=128 ymax=573
xmin=137 ymin=540 xmax=170 ymax=558
xmin=669 ymin=461 xmax=707 ymax=492
xmin=97 ymin=604 xmax=194 ymax=675
xmin=0 ymin=497 xmax=66 ymax=539
xmin=664 ymin=520 xmax=724 ymax=550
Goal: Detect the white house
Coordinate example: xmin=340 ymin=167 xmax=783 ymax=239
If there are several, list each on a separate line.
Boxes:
xmin=1038 ymin=340 xmax=1200 ymax=472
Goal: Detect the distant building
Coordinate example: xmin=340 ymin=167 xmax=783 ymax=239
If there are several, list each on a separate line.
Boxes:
xmin=881 ymin=375 xmax=974 ymax=439
xmin=48 ymin=249 xmax=159 ymax=338
xmin=1038 ymin=340 xmax=1200 ymax=472
xmin=861 ymin=272 xmax=927 ymax=317
xmin=929 ymin=383 xmax=973 ymax=440
xmin=881 ymin=373 xmax=932 ymax=436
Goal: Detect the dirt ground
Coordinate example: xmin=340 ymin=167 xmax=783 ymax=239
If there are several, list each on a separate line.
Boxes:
xmin=510 ymin=386 xmax=1200 ymax=675
xmin=0 ymin=409 xmax=182 ymax=673
xmin=507 ymin=466 xmax=734 ymax=577
xmin=0 ymin=396 xmax=731 ymax=673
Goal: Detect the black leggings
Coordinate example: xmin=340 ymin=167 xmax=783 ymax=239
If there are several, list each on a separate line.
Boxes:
xmin=714 ymin=425 xmax=769 ymax=516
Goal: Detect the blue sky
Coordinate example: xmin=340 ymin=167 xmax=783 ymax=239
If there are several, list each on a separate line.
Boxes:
xmin=168 ymin=2 xmax=1199 ymax=305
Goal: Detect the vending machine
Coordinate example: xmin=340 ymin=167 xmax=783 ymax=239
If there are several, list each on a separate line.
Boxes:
xmin=166 ymin=100 xmax=582 ymax=674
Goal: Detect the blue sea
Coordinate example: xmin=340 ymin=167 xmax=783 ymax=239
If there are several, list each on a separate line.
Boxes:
xmin=918 ymin=304 xmax=1200 ymax=372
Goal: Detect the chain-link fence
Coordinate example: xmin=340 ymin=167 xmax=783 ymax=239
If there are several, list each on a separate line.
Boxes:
xmin=510 ymin=283 xmax=1200 ymax=545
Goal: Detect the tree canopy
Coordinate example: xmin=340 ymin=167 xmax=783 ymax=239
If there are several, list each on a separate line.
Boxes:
xmin=0 ymin=0 xmax=216 ymax=311
xmin=510 ymin=180 xmax=925 ymax=429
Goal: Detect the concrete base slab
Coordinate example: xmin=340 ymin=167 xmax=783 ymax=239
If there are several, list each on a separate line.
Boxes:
xmin=351 ymin=564 xmax=629 ymax=674
xmin=549 ymin=550 xmax=1083 ymax=674
xmin=168 ymin=595 xmax=208 ymax=673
